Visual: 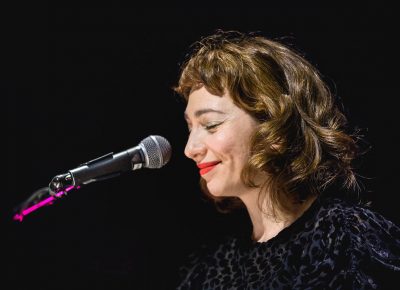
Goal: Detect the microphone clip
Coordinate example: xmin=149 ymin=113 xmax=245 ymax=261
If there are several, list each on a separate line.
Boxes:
xmin=49 ymin=173 xmax=75 ymax=196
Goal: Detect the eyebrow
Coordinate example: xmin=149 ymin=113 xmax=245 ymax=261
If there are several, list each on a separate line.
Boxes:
xmin=184 ymin=108 xmax=226 ymax=120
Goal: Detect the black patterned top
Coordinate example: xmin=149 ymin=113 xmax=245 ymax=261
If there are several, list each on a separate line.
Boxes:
xmin=176 ymin=198 xmax=400 ymax=289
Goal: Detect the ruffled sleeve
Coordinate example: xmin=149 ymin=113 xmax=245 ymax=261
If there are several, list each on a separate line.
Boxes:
xmin=343 ymin=206 xmax=400 ymax=289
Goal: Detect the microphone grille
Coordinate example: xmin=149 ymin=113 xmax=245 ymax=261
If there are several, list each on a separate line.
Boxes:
xmin=140 ymin=135 xmax=172 ymax=169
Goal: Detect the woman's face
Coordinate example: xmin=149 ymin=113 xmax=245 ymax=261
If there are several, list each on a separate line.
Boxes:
xmin=184 ymin=87 xmax=259 ymax=197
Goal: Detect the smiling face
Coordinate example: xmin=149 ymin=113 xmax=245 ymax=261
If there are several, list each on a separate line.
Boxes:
xmin=184 ymin=87 xmax=260 ymax=198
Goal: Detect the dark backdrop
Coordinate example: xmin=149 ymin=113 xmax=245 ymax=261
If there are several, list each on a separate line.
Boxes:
xmin=3 ymin=2 xmax=398 ymax=290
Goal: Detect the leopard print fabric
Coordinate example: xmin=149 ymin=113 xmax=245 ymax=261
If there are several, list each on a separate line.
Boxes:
xmin=176 ymin=198 xmax=400 ymax=289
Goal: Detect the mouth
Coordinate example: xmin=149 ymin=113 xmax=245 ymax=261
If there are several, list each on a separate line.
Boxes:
xmin=197 ymin=161 xmax=221 ymax=176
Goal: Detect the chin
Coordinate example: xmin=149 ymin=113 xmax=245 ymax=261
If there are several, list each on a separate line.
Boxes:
xmin=204 ymin=185 xmax=223 ymax=197
xmin=200 ymin=178 xmax=226 ymax=197
xmin=207 ymin=185 xmax=236 ymax=198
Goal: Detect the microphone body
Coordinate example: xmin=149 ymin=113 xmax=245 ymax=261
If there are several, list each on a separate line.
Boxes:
xmin=49 ymin=135 xmax=171 ymax=195
xmin=70 ymin=146 xmax=143 ymax=186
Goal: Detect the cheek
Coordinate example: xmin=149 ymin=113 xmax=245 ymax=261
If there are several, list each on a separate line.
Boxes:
xmin=211 ymin=132 xmax=247 ymax=161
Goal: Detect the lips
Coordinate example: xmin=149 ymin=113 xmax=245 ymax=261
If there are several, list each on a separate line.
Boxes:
xmin=197 ymin=161 xmax=221 ymax=176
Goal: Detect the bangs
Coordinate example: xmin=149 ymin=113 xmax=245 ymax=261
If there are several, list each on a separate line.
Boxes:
xmin=175 ymin=49 xmax=242 ymax=100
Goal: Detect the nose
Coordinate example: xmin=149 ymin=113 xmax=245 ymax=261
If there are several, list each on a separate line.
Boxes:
xmin=184 ymin=131 xmax=206 ymax=162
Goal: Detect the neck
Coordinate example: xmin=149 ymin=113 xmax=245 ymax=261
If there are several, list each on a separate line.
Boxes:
xmin=239 ymin=190 xmax=316 ymax=243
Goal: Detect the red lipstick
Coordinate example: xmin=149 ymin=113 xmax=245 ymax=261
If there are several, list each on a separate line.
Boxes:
xmin=197 ymin=161 xmax=221 ymax=176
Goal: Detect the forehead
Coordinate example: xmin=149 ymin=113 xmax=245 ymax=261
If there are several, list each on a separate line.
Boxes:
xmin=184 ymin=87 xmax=236 ymax=118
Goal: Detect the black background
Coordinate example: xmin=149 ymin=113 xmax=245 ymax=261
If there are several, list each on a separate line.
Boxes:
xmin=3 ymin=2 xmax=399 ymax=290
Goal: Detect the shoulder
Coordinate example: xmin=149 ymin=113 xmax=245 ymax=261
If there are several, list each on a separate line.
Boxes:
xmin=313 ymin=197 xmax=400 ymax=237
xmin=310 ymin=197 xmax=400 ymax=289
xmin=308 ymin=197 xmax=400 ymax=255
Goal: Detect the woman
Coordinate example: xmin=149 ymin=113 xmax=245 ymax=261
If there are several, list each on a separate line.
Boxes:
xmin=174 ymin=30 xmax=400 ymax=289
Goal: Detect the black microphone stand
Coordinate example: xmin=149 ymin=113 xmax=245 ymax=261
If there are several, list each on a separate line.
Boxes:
xmin=13 ymin=174 xmax=78 ymax=222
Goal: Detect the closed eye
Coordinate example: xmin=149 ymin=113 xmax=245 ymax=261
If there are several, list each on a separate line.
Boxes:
xmin=204 ymin=122 xmax=222 ymax=132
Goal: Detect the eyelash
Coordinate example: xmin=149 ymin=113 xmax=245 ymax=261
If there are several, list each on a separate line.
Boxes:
xmin=204 ymin=122 xmax=221 ymax=132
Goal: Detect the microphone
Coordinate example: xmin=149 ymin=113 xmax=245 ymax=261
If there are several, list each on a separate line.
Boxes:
xmin=13 ymin=135 xmax=171 ymax=221
xmin=48 ymin=135 xmax=171 ymax=195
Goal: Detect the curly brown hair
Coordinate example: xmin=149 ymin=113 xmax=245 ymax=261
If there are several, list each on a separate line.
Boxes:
xmin=174 ymin=30 xmax=361 ymax=216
